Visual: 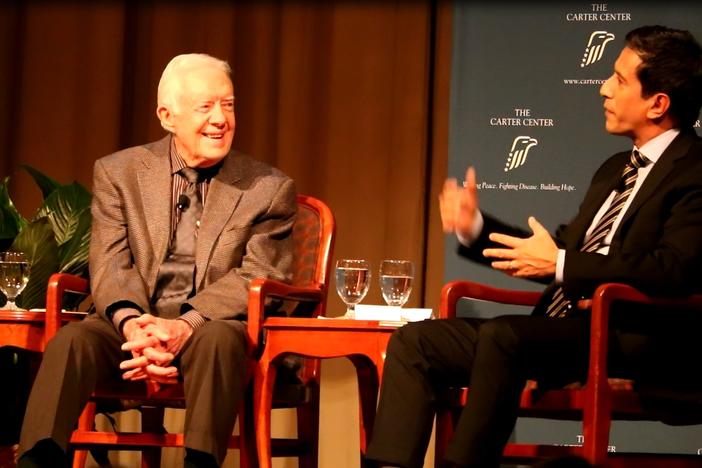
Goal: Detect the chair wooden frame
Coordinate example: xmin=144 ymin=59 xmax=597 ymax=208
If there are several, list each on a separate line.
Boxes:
xmin=42 ymin=194 xmax=335 ymax=468
xmin=247 ymin=194 xmax=336 ymax=468
xmin=436 ymin=280 xmax=702 ymax=467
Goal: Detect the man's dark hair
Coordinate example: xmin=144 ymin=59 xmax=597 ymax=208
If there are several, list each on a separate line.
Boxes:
xmin=625 ymin=25 xmax=702 ymax=129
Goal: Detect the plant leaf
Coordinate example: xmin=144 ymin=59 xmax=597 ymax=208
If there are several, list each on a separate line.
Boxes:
xmin=0 ymin=176 xmax=28 ymax=244
xmin=35 ymin=182 xmax=92 ymax=245
xmin=11 ymin=219 xmax=60 ymax=310
xmin=20 ymin=165 xmax=61 ymax=200
xmin=58 ymin=206 xmax=91 ymax=275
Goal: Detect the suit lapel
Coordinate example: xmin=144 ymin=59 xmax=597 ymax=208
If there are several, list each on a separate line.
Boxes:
xmin=617 ymin=131 xmax=696 ymax=231
xmin=137 ymin=136 xmax=172 ymax=286
xmin=195 ymin=152 xmax=243 ymax=287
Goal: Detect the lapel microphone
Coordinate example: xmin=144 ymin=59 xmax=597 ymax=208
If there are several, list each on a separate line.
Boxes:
xmin=177 ymin=194 xmax=190 ymax=212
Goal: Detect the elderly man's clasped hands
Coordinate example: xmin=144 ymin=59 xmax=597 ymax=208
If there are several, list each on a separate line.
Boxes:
xmin=120 ymin=316 xmax=194 ymax=388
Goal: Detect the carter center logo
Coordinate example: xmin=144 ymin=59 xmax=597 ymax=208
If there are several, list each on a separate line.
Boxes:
xmin=504 ymin=136 xmax=538 ymax=172
xmin=580 ymin=31 xmax=615 ymax=67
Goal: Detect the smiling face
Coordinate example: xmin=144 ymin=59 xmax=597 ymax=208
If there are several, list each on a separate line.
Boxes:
xmin=599 ymin=46 xmax=670 ymax=146
xmin=158 ymin=66 xmax=235 ymax=167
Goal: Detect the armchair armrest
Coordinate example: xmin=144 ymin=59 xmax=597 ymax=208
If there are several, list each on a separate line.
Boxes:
xmin=588 ymin=283 xmax=702 ymax=397
xmin=45 ymin=273 xmax=90 ymax=344
xmin=439 ymin=280 xmax=542 ymax=319
xmin=247 ymin=277 xmax=325 ymax=352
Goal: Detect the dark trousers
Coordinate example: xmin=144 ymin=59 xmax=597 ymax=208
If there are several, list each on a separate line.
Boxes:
xmin=365 ymin=313 xmax=698 ymax=468
xmin=19 ymin=314 xmax=247 ymax=465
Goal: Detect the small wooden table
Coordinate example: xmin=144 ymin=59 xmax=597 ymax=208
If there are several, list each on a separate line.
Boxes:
xmin=254 ymin=317 xmax=401 ymax=468
xmin=0 ymin=310 xmax=85 ymax=463
xmin=0 ymin=310 xmax=84 ymax=352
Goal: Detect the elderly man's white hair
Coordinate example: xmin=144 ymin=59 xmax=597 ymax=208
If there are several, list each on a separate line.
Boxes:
xmin=157 ymin=53 xmax=232 ymax=113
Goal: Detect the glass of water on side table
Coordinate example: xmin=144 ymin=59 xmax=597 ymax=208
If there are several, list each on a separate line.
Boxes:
xmin=335 ymin=259 xmax=371 ymax=319
xmin=379 ymin=260 xmax=414 ymax=308
xmin=0 ymin=251 xmax=30 ymax=310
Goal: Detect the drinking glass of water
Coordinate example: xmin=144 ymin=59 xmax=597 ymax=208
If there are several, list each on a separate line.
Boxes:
xmin=335 ymin=259 xmax=371 ymax=319
xmin=0 ymin=251 xmax=30 ymax=310
xmin=379 ymin=260 xmax=413 ymax=308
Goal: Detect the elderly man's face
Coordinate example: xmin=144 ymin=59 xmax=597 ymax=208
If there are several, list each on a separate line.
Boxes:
xmin=169 ymin=67 xmax=235 ymax=167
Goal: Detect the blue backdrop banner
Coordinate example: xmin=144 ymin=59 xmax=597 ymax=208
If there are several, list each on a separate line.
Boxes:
xmin=445 ymin=1 xmax=702 ymax=457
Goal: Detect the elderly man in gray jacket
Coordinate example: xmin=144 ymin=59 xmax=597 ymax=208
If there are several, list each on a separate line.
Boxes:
xmin=18 ymin=53 xmax=296 ymax=468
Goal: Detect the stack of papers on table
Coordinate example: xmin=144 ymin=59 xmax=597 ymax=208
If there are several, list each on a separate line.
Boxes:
xmin=354 ymin=304 xmax=433 ymax=324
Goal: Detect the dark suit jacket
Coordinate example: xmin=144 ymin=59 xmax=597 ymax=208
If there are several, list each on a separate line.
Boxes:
xmin=88 ymin=135 xmax=296 ymax=322
xmin=459 ymin=130 xmax=702 ymax=313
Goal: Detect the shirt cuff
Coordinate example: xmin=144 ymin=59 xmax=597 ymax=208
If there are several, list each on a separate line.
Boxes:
xmin=178 ymin=310 xmax=208 ymax=330
xmin=555 ymin=249 xmax=566 ymax=284
xmin=112 ymin=308 xmax=142 ymax=333
xmin=455 ymin=210 xmax=484 ymax=247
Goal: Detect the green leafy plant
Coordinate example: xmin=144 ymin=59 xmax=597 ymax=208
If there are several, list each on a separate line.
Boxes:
xmin=0 ymin=166 xmax=91 ymax=309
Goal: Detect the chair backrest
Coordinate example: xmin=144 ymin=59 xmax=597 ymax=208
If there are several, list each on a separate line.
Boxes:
xmin=290 ymin=194 xmax=335 ymax=315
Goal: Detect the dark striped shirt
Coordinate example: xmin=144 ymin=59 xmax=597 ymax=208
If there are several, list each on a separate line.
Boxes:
xmin=169 ymin=139 xmax=214 ymax=237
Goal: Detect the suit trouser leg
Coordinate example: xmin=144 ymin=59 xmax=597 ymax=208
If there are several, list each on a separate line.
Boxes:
xmin=366 ymin=318 xmax=483 ymax=468
xmin=445 ymin=315 xmax=590 ymax=467
xmin=19 ymin=315 xmax=125 ymax=456
xmin=180 ymin=320 xmax=248 ymax=466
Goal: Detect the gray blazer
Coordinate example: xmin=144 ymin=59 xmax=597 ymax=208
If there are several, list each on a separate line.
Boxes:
xmin=89 ymin=135 xmax=296 ymax=322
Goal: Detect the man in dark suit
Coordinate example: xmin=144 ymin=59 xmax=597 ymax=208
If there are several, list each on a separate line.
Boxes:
xmin=366 ymin=26 xmax=702 ymax=468
xmin=18 ymin=54 xmax=296 ymax=468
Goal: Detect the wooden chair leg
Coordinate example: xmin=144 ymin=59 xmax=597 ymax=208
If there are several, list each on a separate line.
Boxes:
xmin=582 ymin=383 xmax=612 ymax=466
xmin=434 ymin=407 xmax=455 ymax=468
xmin=72 ymin=402 xmax=97 ymax=468
xmin=139 ymin=448 xmax=161 ymax=468
xmin=254 ymin=358 xmax=277 ymax=468
xmin=140 ymin=406 xmax=164 ymax=468
xmin=239 ymin=389 xmax=259 ymax=468
xmin=71 ymin=447 xmax=90 ymax=467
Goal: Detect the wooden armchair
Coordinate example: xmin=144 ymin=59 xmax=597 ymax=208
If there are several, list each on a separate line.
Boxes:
xmin=435 ymin=280 xmax=702 ymax=467
xmin=42 ymin=194 xmax=335 ymax=468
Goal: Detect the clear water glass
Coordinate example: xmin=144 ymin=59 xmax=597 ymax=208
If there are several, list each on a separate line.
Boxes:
xmin=0 ymin=251 xmax=30 ymax=310
xmin=335 ymin=259 xmax=371 ymax=319
xmin=379 ymin=259 xmax=414 ymax=307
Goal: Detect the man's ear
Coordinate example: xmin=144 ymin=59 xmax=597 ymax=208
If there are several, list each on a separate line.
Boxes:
xmin=646 ymin=92 xmax=671 ymax=121
xmin=157 ymin=105 xmax=176 ymax=133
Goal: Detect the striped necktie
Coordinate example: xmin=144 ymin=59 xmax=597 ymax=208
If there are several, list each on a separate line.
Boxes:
xmin=171 ymin=167 xmax=203 ymax=255
xmin=545 ymin=149 xmax=650 ymax=318
xmin=153 ymin=167 xmax=204 ymax=318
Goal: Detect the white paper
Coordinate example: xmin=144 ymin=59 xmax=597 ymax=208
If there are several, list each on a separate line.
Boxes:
xmin=354 ymin=304 xmax=433 ymax=322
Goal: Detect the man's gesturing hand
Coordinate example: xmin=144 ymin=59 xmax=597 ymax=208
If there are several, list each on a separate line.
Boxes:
xmin=483 ymin=216 xmax=558 ymax=279
xmin=439 ymin=166 xmax=480 ymax=240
